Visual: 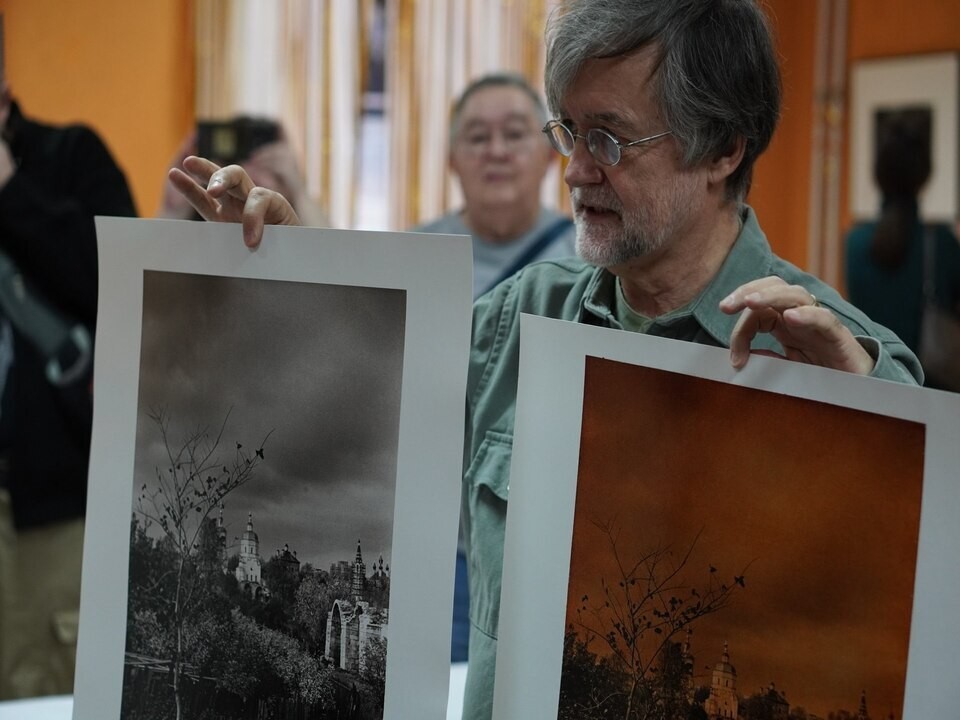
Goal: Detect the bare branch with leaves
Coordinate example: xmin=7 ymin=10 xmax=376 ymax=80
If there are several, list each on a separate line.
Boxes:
xmin=133 ymin=406 xmax=273 ymax=720
xmin=567 ymin=517 xmax=752 ymax=720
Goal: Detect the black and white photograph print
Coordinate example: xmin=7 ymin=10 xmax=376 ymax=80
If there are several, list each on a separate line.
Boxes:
xmin=123 ymin=270 xmax=404 ymax=720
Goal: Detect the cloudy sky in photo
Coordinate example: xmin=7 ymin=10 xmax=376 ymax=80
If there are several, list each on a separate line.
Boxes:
xmin=132 ymin=270 xmax=406 ymax=573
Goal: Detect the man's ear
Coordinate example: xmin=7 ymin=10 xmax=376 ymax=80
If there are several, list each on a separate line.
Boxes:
xmin=708 ymin=135 xmax=746 ymax=185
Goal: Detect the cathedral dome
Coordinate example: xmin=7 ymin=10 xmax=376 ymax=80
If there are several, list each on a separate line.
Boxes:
xmin=242 ymin=513 xmax=259 ymax=543
xmin=714 ymin=641 xmax=736 ymax=676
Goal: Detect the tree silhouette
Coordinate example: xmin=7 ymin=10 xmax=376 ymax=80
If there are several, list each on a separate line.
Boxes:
xmin=566 ymin=518 xmax=749 ymax=720
xmin=559 ymin=631 xmax=630 ymax=719
xmin=134 ymin=407 xmax=272 ymax=720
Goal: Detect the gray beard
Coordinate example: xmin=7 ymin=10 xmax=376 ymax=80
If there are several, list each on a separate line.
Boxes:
xmin=574 ymin=210 xmax=670 ymax=267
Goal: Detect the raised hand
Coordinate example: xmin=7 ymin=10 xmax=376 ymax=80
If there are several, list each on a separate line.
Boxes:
xmin=168 ymin=155 xmax=301 ymax=248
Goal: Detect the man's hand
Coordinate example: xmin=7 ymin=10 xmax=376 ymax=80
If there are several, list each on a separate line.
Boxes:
xmin=720 ymin=276 xmax=875 ymax=375
xmin=168 ymin=156 xmax=301 ymax=249
xmin=243 ymin=140 xmax=329 ymax=227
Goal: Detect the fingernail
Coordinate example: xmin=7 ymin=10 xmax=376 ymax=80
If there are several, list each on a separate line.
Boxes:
xmin=210 ymin=176 xmax=223 ymax=187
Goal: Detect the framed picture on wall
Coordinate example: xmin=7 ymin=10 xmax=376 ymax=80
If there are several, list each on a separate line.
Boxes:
xmin=849 ymin=52 xmax=959 ymax=222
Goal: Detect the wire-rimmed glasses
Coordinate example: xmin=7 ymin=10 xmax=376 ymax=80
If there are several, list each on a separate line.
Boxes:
xmin=542 ymin=120 xmax=672 ymax=166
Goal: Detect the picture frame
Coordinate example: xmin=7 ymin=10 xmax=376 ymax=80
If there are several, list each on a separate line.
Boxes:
xmin=849 ymin=52 xmax=959 ymax=222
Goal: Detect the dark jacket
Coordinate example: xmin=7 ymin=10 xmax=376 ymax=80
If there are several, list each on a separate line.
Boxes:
xmin=0 ymin=101 xmax=137 ymax=528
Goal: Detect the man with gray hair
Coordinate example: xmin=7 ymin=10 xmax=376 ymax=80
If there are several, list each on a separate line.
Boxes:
xmin=170 ymin=2 xmax=921 ymax=718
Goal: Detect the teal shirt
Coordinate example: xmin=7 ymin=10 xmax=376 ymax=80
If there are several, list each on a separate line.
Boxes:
xmin=845 ymin=217 xmax=960 ymax=355
xmin=460 ymin=206 xmax=921 ymax=720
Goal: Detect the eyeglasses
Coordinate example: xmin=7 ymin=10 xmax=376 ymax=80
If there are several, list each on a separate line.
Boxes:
xmin=457 ymin=126 xmax=536 ymax=155
xmin=542 ymin=120 xmax=672 ymax=166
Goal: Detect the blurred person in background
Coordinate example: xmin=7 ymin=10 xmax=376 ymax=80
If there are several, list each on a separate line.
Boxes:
xmin=157 ymin=117 xmax=328 ymax=228
xmin=413 ymin=72 xmax=576 ymax=662
xmin=845 ymin=109 xmax=960 ymax=384
xmin=414 ymin=73 xmax=576 ymax=301
xmin=0 ymin=76 xmax=136 ymax=698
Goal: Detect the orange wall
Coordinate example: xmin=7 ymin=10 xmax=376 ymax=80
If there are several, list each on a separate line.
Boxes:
xmin=751 ymin=0 xmax=818 ymax=270
xmin=847 ymin=0 xmax=960 ymax=59
xmin=0 ymin=0 xmax=195 ymax=216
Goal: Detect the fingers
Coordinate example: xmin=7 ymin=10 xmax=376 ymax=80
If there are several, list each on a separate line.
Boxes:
xmin=167 ymin=167 xmax=221 ymax=221
xmin=169 ymin=154 xmax=302 ymax=250
xmin=180 ymin=155 xmax=223 ymax=186
xmin=727 ymin=302 xmax=828 ymax=369
xmin=181 ymin=156 xmax=254 ymax=202
xmin=722 ymin=278 xmax=814 ymax=368
xmin=213 ymin=167 xmax=258 ymax=214
xmin=721 ymin=276 xmax=875 ymax=374
xmin=241 ymin=187 xmax=300 ymax=249
xmin=720 ymin=277 xmax=817 ymax=315
xmin=172 ymin=158 xmax=257 ymax=224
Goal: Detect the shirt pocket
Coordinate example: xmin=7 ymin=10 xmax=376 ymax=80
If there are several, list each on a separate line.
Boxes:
xmin=463 ymin=430 xmax=512 ymax=639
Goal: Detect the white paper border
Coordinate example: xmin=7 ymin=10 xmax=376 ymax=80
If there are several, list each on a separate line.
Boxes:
xmin=493 ymin=314 xmax=960 ymax=718
xmin=74 ymin=218 xmax=473 ymax=720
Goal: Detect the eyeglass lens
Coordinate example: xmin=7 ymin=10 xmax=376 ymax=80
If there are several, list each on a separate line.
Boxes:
xmin=546 ymin=123 xmax=575 ymax=155
xmin=545 ymin=122 xmax=621 ymax=165
xmin=586 ymin=132 xmax=619 ymax=165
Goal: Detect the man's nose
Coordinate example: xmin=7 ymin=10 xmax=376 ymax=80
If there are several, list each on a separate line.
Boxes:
xmin=563 ymin=137 xmax=604 ymax=188
xmin=485 ymin=132 xmax=511 ymax=157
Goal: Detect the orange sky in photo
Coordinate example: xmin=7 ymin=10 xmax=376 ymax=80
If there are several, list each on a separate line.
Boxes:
xmin=565 ymin=356 xmax=925 ymax=718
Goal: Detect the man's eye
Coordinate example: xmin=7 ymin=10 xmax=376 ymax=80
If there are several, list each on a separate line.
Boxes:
xmin=466 ymin=134 xmax=490 ymax=146
xmin=504 ymin=129 xmax=528 ymax=142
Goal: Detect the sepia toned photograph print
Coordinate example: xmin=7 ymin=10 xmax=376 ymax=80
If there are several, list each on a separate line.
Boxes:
xmin=122 ymin=270 xmax=405 ymax=720
xmin=560 ymin=356 xmax=924 ymax=720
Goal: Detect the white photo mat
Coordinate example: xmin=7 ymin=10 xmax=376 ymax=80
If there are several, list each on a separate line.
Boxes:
xmin=493 ymin=314 xmax=960 ymax=718
xmin=75 ymin=218 xmax=473 ymax=720
xmin=849 ymin=52 xmax=959 ymax=222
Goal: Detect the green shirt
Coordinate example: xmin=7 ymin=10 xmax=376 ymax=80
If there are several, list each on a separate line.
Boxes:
xmin=460 ymin=206 xmax=921 ymax=720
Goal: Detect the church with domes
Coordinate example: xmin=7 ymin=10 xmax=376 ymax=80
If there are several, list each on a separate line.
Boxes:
xmin=324 ymin=540 xmax=390 ymax=673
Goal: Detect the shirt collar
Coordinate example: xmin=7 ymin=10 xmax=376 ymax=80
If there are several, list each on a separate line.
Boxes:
xmin=687 ymin=205 xmax=775 ymax=346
